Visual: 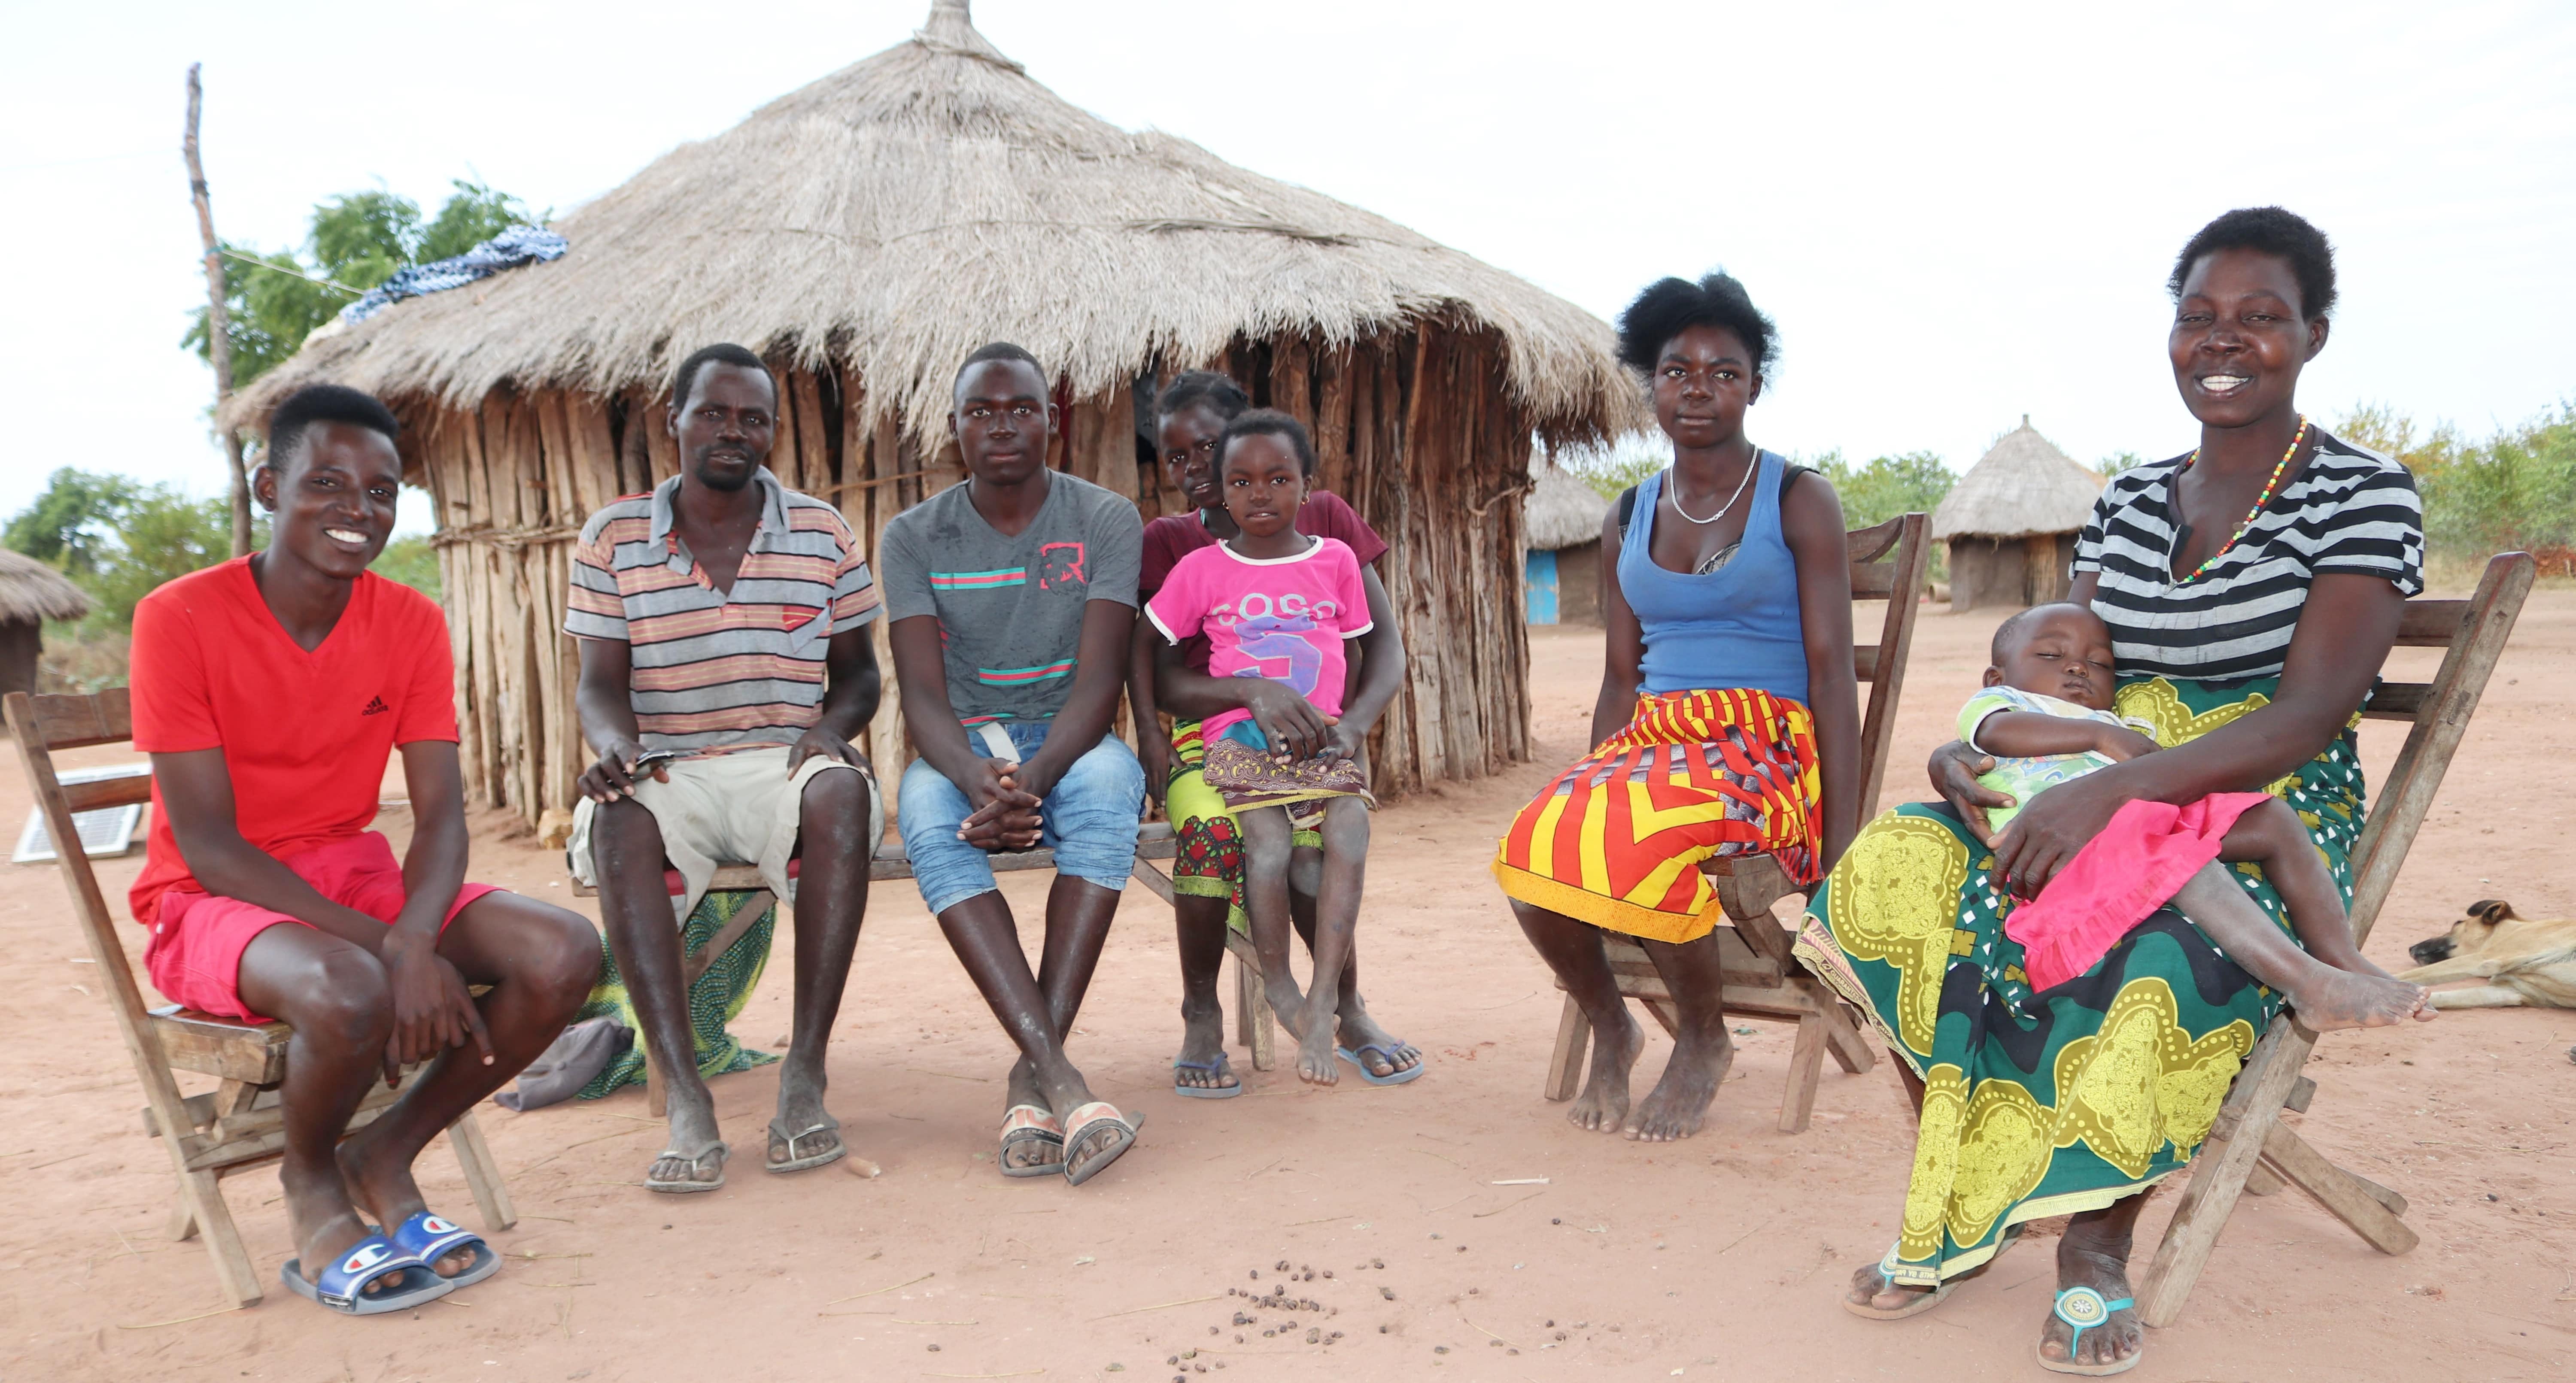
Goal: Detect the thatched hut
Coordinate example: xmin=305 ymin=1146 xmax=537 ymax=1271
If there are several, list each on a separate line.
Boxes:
xmin=229 ymin=0 xmax=1630 ymax=825
xmin=0 ymin=551 xmax=91 ymax=698
xmin=1930 ymin=416 xmax=2105 ymax=612
xmin=1522 ymin=455 xmax=1611 ymax=625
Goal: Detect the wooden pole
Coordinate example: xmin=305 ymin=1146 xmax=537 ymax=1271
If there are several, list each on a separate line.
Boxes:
xmin=182 ymin=64 xmax=253 ymax=558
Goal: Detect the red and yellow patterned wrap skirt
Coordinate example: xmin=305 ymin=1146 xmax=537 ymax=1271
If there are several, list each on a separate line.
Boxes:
xmin=1492 ymin=688 xmax=1820 ymax=944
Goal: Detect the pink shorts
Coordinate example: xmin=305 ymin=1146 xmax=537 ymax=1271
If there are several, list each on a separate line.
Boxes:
xmin=144 ymin=831 xmax=504 ymax=1022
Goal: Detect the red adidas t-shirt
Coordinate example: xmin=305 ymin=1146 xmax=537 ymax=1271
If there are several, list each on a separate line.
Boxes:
xmin=1140 ymin=491 xmax=1388 ymax=675
xmin=127 ymin=558 xmax=459 ymax=925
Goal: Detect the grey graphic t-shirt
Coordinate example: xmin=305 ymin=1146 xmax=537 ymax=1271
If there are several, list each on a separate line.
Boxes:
xmin=878 ymin=472 xmax=1143 ymax=726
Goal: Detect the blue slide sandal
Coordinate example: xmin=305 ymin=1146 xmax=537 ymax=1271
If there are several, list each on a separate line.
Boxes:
xmin=387 ymin=1210 xmax=502 ymax=1291
xmin=280 ymin=1233 xmax=450 ymax=1315
xmin=1172 ymin=1055 xmax=1245 ymax=1099
xmin=1335 ymin=1041 xmax=1425 ymax=1086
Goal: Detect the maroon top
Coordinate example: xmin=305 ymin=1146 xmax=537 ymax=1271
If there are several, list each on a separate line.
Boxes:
xmin=1141 ymin=490 xmax=1388 ymax=673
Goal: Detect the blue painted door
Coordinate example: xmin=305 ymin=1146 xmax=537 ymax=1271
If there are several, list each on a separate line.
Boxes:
xmin=1524 ymin=549 xmax=1559 ymax=625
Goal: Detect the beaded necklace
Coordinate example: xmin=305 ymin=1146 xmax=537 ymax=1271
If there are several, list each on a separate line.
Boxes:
xmin=2172 ymin=415 xmax=2308 ymax=584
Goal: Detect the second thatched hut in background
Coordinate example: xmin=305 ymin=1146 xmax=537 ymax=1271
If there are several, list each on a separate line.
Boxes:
xmin=1931 ymin=416 xmax=2105 ymax=612
xmin=0 ymin=551 xmax=91 ymax=699
xmin=1522 ymin=455 xmax=1612 ymax=625
xmin=228 ymin=0 xmax=1631 ymax=825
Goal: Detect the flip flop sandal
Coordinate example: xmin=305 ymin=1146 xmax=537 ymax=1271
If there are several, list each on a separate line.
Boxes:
xmin=281 ymin=1233 xmax=449 ymax=1315
xmin=385 ymin=1210 xmax=501 ymax=1290
xmin=1172 ymin=1055 xmax=1245 ymax=1099
xmin=999 ymin=1104 xmax=1065 ymax=1179
xmin=2037 ymin=1285 xmax=2140 ymax=1376
xmin=644 ymin=1140 xmax=729 ymax=1194
xmin=1842 ymin=1229 xmax=2022 ymax=1321
xmin=1060 ymin=1103 xmax=1145 ymax=1187
xmin=766 ymin=1118 xmax=848 ymax=1174
xmin=1334 ymin=1041 xmax=1424 ymax=1086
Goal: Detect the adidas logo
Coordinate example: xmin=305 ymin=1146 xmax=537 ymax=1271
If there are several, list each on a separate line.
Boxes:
xmin=360 ymin=696 xmax=389 ymax=716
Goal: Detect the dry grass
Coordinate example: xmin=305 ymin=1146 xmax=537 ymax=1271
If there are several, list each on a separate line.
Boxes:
xmin=226 ymin=0 xmax=1630 ymax=455
xmin=0 ymin=551 xmax=91 ymax=625
xmin=1931 ymin=419 xmax=2104 ymax=542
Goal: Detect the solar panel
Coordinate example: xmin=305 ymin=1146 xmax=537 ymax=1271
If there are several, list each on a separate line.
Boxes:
xmin=13 ymin=762 xmax=150 ymax=864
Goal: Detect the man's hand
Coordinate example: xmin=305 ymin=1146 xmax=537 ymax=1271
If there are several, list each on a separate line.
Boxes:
xmin=1237 ymin=680 xmax=1332 ymax=762
xmin=1137 ymin=736 xmax=1170 ymax=807
xmin=2095 ymin=725 xmax=2163 ymax=762
xmin=1928 ymin=740 xmax=2014 ymax=845
xmin=957 ymin=757 xmax=1043 ymax=852
xmin=379 ymin=930 xmax=492 ymax=1084
xmin=576 ymin=737 xmax=665 ymax=804
xmin=785 ymin=725 xmax=864 ymax=775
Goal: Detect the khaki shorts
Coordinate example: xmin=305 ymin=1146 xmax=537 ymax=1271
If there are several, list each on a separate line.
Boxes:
xmin=568 ymin=745 xmax=882 ymax=921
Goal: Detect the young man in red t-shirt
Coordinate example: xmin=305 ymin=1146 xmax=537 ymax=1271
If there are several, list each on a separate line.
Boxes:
xmin=131 ymin=384 xmax=598 ymax=1313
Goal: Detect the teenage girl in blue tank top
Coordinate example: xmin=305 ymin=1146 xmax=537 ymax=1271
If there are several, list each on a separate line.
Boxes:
xmin=1492 ymin=272 xmax=1862 ymax=1143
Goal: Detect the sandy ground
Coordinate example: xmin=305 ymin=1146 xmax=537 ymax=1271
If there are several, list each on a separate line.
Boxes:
xmin=3 ymin=589 xmax=2572 ymax=1383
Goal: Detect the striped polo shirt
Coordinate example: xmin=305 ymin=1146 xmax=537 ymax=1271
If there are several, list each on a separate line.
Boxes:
xmin=2072 ymin=431 xmax=2424 ymax=682
xmin=565 ymin=467 xmax=880 ymax=753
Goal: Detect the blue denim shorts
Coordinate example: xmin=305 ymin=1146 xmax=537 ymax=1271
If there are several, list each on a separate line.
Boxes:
xmin=897 ymin=720 xmax=1147 ymax=916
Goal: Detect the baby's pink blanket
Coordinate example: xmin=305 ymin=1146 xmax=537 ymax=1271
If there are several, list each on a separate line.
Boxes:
xmin=2006 ymin=792 xmax=2276 ymax=991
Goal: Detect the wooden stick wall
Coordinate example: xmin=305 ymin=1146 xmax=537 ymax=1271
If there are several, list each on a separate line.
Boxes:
xmin=408 ymin=324 xmax=1533 ymax=828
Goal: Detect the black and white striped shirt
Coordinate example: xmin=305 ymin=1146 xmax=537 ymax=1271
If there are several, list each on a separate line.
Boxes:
xmin=2072 ymin=430 xmax=2424 ymax=682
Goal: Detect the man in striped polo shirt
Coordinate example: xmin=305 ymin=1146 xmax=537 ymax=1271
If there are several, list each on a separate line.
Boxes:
xmin=565 ymin=343 xmax=883 ymax=1193
xmin=881 ymin=341 xmax=1148 ymax=1186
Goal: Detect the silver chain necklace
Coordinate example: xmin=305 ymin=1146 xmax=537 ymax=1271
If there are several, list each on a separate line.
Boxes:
xmin=1666 ymin=451 xmax=1759 ymax=525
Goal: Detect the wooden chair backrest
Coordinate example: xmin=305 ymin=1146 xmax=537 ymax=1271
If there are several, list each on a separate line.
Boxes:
xmin=2342 ymin=551 xmax=2534 ymax=945
xmin=1 ymin=688 xmax=198 ymax=1137
xmin=1844 ymin=513 xmax=1935 ymax=820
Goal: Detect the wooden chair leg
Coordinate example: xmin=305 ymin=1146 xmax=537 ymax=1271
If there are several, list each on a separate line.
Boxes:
xmin=167 ymin=1190 xmax=198 ymax=1242
xmin=1544 ymin=995 xmax=1589 ymax=1102
xmin=1641 ymin=998 xmax=1682 ymax=1040
xmin=1228 ymin=935 xmax=1277 ymax=1072
xmin=644 ymin=1043 xmax=668 ymax=1119
xmin=2137 ymin=1019 xmax=2312 ymax=1327
xmin=1777 ymin=1012 xmax=1827 ymax=1133
xmin=2258 ymin=1122 xmax=2417 ymax=1254
xmin=447 ymin=1111 xmax=518 ymax=1233
xmin=185 ymin=1168 xmax=263 ymax=1308
xmin=1807 ymin=986 xmax=1876 ymax=1075
xmin=2244 ymin=1162 xmax=2285 ymax=1196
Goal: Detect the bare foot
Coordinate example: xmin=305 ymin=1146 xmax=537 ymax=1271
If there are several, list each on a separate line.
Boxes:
xmin=2290 ymin=968 xmax=2436 ymax=1031
xmin=1626 ymin=1032 xmax=1734 ymax=1142
xmin=2038 ymin=1229 xmax=2143 ymax=1372
xmin=1173 ymin=994 xmax=1238 ymax=1092
xmin=1569 ymin=1010 xmax=1641 ymax=1133
xmin=284 ymin=1159 xmax=401 ymax=1293
xmin=1294 ymin=1014 xmax=1340 ymax=1086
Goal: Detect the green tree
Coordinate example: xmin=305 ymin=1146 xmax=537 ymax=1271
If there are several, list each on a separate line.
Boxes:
xmin=371 ymin=536 xmax=443 ymax=600
xmin=185 ymin=179 xmax=541 ymax=391
xmin=4 ymin=468 xmax=142 ymax=576
xmin=2097 ymin=451 xmax=2148 ymax=476
xmin=2335 ymin=400 xmax=2575 ymax=558
xmin=1819 ymin=449 xmax=1956 ymax=527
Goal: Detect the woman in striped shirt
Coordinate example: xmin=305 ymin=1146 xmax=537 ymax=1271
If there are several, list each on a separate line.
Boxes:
xmin=1799 ymin=207 xmax=2424 ymax=1375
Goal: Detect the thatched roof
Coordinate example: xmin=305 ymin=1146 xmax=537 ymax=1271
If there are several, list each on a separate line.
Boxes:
xmin=1524 ymin=454 xmax=1610 ymax=550
xmin=1930 ymin=416 xmax=2105 ymax=541
xmin=0 ymin=550 xmax=92 ymax=625
xmin=228 ymin=0 xmax=1628 ymax=451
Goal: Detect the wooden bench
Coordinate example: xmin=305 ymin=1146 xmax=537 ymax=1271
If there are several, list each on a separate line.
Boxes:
xmin=569 ymin=819 xmax=1282 ymax=1113
xmin=5 ymin=689 xmax=515 ymax=1309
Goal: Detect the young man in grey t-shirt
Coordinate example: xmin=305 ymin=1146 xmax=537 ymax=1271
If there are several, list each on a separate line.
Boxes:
xmin=880 ymin=341 xmax=1148 ymax=1186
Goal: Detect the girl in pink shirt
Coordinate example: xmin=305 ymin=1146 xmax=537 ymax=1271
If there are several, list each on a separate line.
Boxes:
xmin=1147 ymin=411 xmax=1396 ymax=1086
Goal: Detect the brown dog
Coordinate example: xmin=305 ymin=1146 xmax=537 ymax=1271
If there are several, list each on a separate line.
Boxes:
xmin=2401 ymin=900 xmax=2576 ymax=1010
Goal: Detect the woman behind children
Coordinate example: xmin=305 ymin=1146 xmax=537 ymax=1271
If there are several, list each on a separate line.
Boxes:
xmin=1146 ymin=410 xmax=1397 ymax=1084
xmin=1130 ymin=373 xmax=1419 ymax=1094
xmin=1492 ymin=271 xmax=1862 ymax=1142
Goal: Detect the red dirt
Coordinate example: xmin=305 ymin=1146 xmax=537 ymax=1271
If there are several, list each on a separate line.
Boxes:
xmin=2 ymin=590 xmax=2570 ymax=1380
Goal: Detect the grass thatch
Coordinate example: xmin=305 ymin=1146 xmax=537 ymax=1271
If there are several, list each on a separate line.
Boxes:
xmin=1524 ymin=453 xmax=1610 ymax=550
xmin=0 ymin=550 xmax=93 ymax=625
xmin=227 ymin=0 xmax=1628 ymax=452
xmin=1930 ymin=416 xmax=2104 ymax=541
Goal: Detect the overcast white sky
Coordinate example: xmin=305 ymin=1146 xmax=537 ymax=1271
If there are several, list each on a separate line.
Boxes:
xmin=5 ymin=1 xmax=2570 ymax=532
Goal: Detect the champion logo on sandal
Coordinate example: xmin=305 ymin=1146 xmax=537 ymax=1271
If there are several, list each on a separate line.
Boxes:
xmin=341 ymin=1243 xmax=391 ymax=1274
xmin=421 ymin=1215 xmax=456 ymax=1234
xmin=360 ymin=696 xmax=390 ymax=716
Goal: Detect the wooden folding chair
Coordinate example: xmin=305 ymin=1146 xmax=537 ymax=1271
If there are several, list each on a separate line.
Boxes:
xmin=5 ymin=689 xmax=516 ymax=1308
xmin=1540 ymin=512 xmax=1935 ymax=1132
xmin=2131 ymin=551 xmax=2533 ymax=1323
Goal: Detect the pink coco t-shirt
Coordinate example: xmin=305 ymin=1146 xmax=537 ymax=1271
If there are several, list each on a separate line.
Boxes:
xmin=1144 ymin=537 xmax=1373 ymax=742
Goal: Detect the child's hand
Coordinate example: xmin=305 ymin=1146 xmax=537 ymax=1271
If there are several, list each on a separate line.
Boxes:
xmin=1237 ymin=680 xmax=1332 ymax=761
xmin=2096 ymin=726 xmax=2162 ymax=762
xmin=1322 ymin=721 xmax=1367 ymax=765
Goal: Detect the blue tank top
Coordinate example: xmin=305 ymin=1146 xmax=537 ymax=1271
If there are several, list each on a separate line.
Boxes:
xmin=1621 ymin=452 xmax=1810 ymax=704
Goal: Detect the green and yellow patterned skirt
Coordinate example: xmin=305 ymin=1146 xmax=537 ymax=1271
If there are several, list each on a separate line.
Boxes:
xmin=1792 ymin=675 xmax=2365 ymax=1286
xmin=1166 ymin=719 xmax=1324 ymax=935
xmin=572 ymin=888 xmax=780 ymax=1100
